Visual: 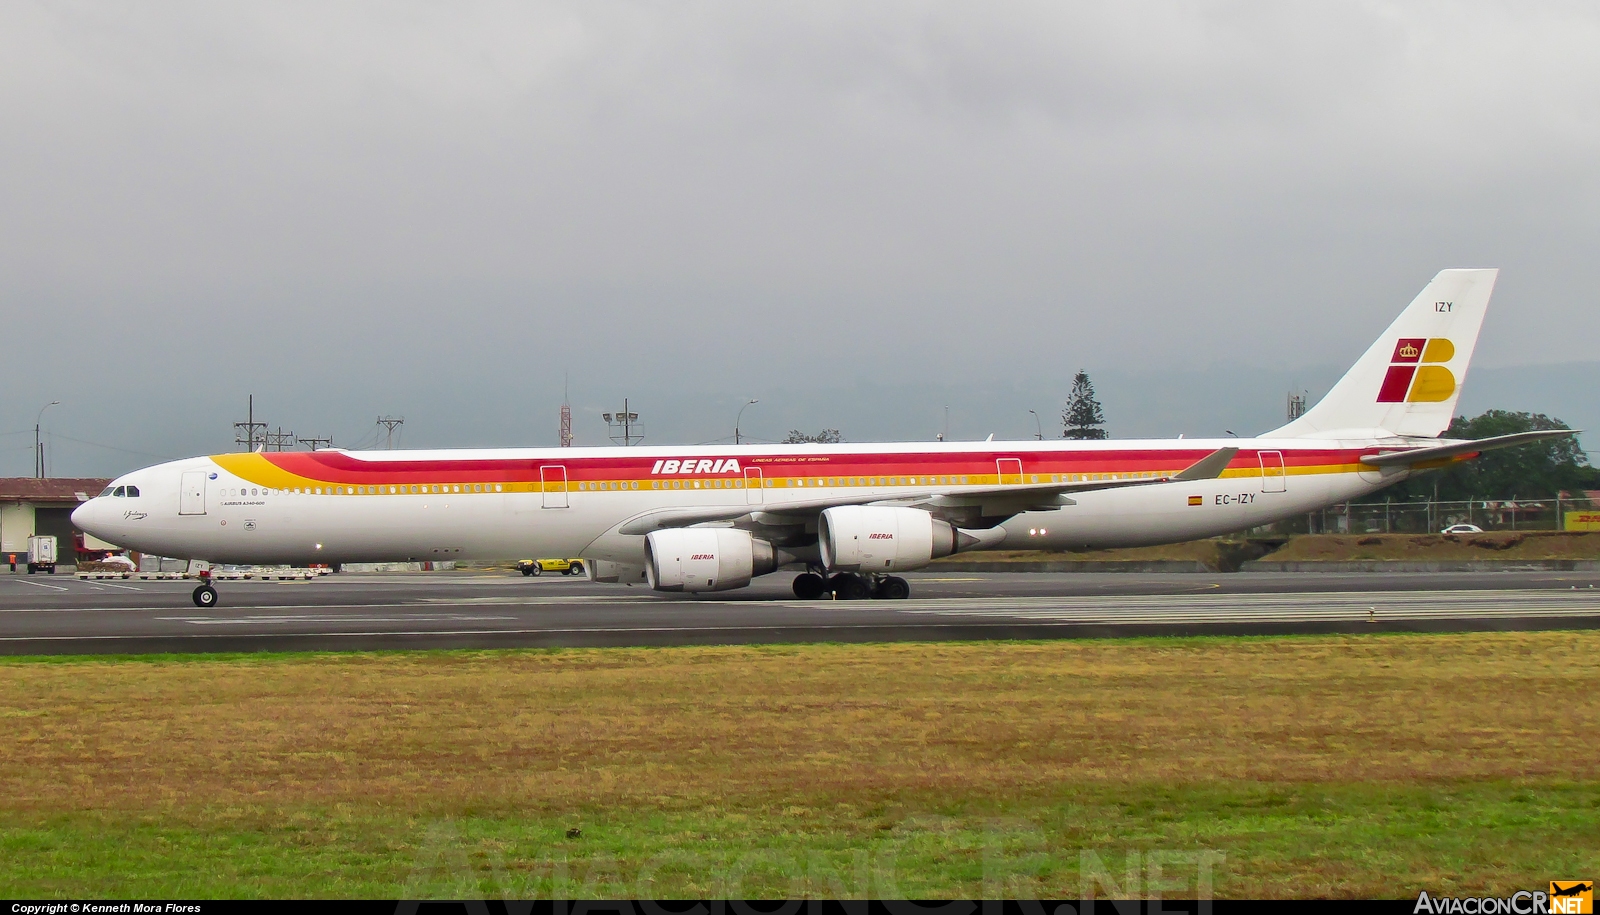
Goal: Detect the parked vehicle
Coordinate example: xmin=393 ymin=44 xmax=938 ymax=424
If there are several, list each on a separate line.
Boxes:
xmin=1441 ymin=523 xmax=1484 ymax=534
xmin=517 ymin=558 xmax=585 ymax=577
xmin=27 ymin=535 xmax=58 ymax=574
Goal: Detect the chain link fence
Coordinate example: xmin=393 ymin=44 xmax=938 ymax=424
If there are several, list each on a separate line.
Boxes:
xmin=1252 ymin=497 xmax=1596 ymax=537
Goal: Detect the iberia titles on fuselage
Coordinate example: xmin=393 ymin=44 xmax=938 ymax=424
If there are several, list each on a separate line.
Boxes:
xmin=73 ymin=268 xmax=1573 ymax=603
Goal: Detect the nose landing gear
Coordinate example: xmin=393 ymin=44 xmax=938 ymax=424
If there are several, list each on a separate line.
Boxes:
xmin=192 ymin=569 xmax=219 ymax=607
xmin=791 ymin=570 xmax=910 ymax=600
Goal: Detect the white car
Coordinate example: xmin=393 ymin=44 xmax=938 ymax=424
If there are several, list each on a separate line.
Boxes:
xmin=1441 ymin=523 xmax=1484 ymax=534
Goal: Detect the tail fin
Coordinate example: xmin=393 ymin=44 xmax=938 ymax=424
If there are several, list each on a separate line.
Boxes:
xmin=1267 ymin=268 xmax=1498 ymax=439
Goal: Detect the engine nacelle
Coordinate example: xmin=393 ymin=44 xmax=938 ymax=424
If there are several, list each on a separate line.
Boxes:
xmin=819 ymin=506 xmax=959 ymax=573
xmin=585 ymin=560 xmax=648 ymax=584
xmin=645 ymin=528 xmax=784 ymax=592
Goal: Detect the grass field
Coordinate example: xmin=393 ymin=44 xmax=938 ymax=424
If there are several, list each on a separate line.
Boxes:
xmin=1 ymin=633 xmax=1597 ymax=898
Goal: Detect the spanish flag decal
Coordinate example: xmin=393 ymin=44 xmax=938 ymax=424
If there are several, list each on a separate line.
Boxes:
xmin=1188 ymin=495 xmax=1204 ymax=506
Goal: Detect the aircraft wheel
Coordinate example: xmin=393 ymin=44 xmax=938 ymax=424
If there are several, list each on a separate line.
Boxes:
xmin=792 ymin=573 xmax=826 ymax=600
xmin=193 ymin=585 xmax=219 ymax=608
xmin=877 ymin=576 xmax=910 ymax=600
xmin=831 ymin=573 xmax=870 ymax=600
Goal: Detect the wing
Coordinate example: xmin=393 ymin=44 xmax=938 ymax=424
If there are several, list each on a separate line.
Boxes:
xmin=614 ymin=446 xmax=1240 ymax=535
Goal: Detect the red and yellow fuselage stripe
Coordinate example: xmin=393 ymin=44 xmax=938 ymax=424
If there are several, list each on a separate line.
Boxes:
xmin=209 ymin=446 xmax=1458 ymax=496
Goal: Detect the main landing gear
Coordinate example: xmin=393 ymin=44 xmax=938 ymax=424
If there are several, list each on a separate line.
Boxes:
xmin=792 ymin=571 xmax=910 ymax=601
xmin=192 ymin=569 xmax=219 ymax=608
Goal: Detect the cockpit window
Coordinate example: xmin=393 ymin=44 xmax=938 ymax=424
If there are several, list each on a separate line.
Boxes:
xmin=125 ymin=485 xmax=140 ymax=497
xmin=100 ymin=486 xmax=115 ymax=497
xmin=112 ymin=486 xmax=126 ymax=497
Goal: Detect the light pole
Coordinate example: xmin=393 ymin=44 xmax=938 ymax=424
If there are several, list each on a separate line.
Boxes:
xmin=1027 ymin=410 xmax=1042 ymax=441
xmin=35 ymin=401 xmax=59 ymax=479
xmin=735 ymin=399 xmax=759 ymax=445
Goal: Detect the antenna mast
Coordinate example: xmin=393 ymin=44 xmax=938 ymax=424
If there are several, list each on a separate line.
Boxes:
xmin=559 ymin=374 xmax=573 ymax=447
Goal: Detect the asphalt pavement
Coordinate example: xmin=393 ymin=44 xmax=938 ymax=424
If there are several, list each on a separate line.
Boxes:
xmin=3 ymin=568 xmax=1599 ymax=654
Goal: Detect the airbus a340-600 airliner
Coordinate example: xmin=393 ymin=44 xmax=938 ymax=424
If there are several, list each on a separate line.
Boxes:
xmin=74 ymin=268 xmax=1569 ymax=607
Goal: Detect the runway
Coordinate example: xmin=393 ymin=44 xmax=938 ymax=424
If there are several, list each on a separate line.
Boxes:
xmin=4 ymin=569 xmax=1600 ymax=654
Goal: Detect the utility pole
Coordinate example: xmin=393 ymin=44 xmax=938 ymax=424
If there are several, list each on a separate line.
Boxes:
xmin=297 ymin=434 xmax=334 ymax=451
xmin=376 ymin=416 xmax=405 ymax=450
xmin=35 ymin=401 xmax=59 ymax=479
xmin=234 ymin=394 xmax=268 ymax=452
xmin=735 ymin=399 xmax=759 ymax=445
xmin=603 ymin=399 xmax=643 ymax=446
xmin=264 ymin=428 xmax=298 ymax=452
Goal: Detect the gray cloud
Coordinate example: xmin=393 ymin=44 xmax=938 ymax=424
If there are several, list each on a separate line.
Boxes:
xmin=3 ymin=1 xmax=1597 ymax=475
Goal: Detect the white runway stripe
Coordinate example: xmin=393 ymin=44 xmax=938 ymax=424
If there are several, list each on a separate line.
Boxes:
xmin=878 ymin=589 xmax=1600 ymax=623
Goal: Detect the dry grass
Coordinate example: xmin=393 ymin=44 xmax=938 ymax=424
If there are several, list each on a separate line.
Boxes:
xmin=1266 ymin=531 xmax=1600 ymax=562
xmin=2 ymin=633 xmax=1595 ymax=816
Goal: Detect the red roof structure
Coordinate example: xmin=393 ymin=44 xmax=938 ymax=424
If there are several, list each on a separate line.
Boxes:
xmin=0 ymin=478 xmax=113 ymax=504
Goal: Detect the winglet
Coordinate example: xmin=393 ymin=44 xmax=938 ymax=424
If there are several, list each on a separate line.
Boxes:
xmin=1170 ymin=447 xmax=1239 ymax=481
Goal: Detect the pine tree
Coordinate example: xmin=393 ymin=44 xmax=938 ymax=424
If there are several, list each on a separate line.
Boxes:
xmin=782 ymin=429 xmax=843 ymax=444
xmin=1061 ymin=371 xmax=1108 ymax=440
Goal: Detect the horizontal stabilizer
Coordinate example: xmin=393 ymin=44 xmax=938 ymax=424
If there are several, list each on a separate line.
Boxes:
xmin=1361 ymin=430 xmax=1577 ymax=466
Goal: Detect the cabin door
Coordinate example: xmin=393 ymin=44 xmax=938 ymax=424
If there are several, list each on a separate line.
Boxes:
xmin=179 ymin=470 xmax=207 ymax=515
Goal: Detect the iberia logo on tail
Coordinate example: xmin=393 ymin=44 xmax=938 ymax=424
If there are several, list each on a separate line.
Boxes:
xmin=1378 ymin=337 xmax=1457 ymax=403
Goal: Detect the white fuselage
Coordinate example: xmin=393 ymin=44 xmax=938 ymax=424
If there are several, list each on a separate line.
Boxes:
xmin=73 ymin=437 xmax=1406 ymax=571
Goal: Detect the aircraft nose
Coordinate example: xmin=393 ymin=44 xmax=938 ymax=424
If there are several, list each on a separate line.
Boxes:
xmin=71 ymin=499 xmax=105 ymax=537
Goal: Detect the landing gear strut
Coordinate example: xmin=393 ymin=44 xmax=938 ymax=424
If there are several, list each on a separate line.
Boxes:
xmin=791 ymin=571 xmax=910 ymax=600
xmin=192 ymin=569 xmax=219 ymax=608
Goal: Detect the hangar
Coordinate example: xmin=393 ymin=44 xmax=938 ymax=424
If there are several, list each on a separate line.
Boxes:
xmin=0 ymin=477 xmax=113 ymax=569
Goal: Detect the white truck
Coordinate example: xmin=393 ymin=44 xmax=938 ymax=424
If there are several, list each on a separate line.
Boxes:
xmin=27 ymin=535 xmax=58 ymax=575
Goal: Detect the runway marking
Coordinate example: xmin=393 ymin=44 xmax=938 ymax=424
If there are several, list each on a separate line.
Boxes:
xmin=90 ymin=581 xmax=144 ymax=592
xmin=417 ymin=595 xmax=653 ymax=605
xmin=155 ymin=614 xmax=520 ymax=626
xmin=878 ymin=589 xmax=1600 ymax=624
xmin=5 ymin=613 xmax=1599 ymax=645
xmin=7 ymin=579 xmax=69 ymax=591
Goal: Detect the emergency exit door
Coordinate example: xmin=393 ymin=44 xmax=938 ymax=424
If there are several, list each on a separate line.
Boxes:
xmin=997 ymin=458 xmax=1024 ymax=485
xmin=1259 ymin=451 xmax=1287 ymax=493
xmin=744 ymin=467 xmax=764 ymax=504
xmin=179 ymin=470 xmax=207 ymax=515
xmin=540 ymin=465 xmax=569 ymax=509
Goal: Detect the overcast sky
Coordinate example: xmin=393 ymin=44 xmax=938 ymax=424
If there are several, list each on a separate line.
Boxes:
xmin=3 ymin=2 xmax=1598 ymax=476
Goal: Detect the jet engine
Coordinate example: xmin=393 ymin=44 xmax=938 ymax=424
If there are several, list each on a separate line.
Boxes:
xmin=819 ymin=506 xmax=962 ymax=573
xmin=644 ymin=528 xmax=786 ymax=592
